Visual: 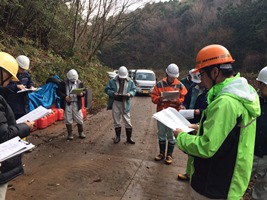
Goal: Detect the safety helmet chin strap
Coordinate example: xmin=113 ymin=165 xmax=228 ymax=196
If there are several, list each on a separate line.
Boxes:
xmin=0 ymin=68 xmax=4 ymax=85
xmin=0 ymin=68 xmax=12 ymax=85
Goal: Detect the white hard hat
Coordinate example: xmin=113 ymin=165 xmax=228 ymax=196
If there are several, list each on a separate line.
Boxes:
xmin=16 ymin=55 xmax=30 ymax=70
xmin=189 ymin=69 xmax=201 ymax=83
xmin=256 ymin=66 xmax=267 ymax=85
xmin=166 ymin=63 xmax=179 ymax=78
xmin=118 ymin=66 xmax=128 ymax=78
xmin=67 ymin=69 xmax=78 ymax=82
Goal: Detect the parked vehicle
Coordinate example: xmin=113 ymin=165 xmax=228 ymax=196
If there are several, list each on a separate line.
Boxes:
xmin=128 ymin=69 xmax=136 ymax=79
xmin=107 ymin=70 xmax=118 ymax=79
xmin=134 ymin=69 xmax=156 ymax=94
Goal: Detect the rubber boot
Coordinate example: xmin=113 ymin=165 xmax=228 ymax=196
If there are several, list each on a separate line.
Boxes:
xmin=155 ymin=141 xmax=166 ymax=161
xmin=165 ymin=142 xmax=175 ymax=164
xmin=114 ymin=127 xmax=121 ymax=144
xmin=66 ymin=124 xmax=74 ymax=140
xmin=126 ymin=128 xmax=135 ymax=144
xmin=77 ymin=124 xmax=86 ymax=139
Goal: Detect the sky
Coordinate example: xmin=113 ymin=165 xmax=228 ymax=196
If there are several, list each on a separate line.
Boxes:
xmin=129 ymin=0 xmax=170 ymax=11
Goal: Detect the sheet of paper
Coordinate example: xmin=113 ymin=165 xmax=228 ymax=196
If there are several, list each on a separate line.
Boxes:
xmin=17 ymin=87 xmax=40 ymax=93
xmin=16 ymin=106 xmax=52 ymax=124
xmin=179 ymin=109 xmax=195 ymax=119
xmin=161 ymin=91 xmax=180 ymax=100
xmin=0 ymin=136 xmax=35 ymax=162
xmin=70 ymin=88 xmax=85 ymax=95
xmin=152 ymin=107 xmax=194 ymax=132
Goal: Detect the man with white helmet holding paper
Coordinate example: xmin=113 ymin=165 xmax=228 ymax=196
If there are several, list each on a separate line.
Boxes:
xmin=56 ymin=69 xmax=86 ymax=140
xmin=105 ymin=66 xmax=136 ymax=144
xmin=151 ymin=63 xmax=187 ymax=164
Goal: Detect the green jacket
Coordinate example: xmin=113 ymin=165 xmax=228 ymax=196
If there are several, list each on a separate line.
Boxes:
xmin=105 ymin=76 xmax=136 ymax=113
xmin=176 ymin=73 xmax=260 ymax=199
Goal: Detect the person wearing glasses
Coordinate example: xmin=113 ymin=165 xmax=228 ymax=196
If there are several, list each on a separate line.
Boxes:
xmin=174 ymin=44 xmax=260 ymax=199
xmin=177 ymin=69 xmax=208 ymax=181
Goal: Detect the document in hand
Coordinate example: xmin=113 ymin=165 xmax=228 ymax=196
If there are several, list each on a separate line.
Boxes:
xmin=16 ymin=106 xmax=52 ymax=124
xmin=179 ymin=109 xmax=195 ymax=119
xmin=161 ymin=91 xmax=180 ymax=100
xmin=70 ymin=88 xmax=85 ymax=95
xmin=17 ymin=87 xmax=40 ymax=93
xmin=0 ymin=136 xmax=35 ymax=162
xmin=152 ymin=107 xmax=194 ymax=132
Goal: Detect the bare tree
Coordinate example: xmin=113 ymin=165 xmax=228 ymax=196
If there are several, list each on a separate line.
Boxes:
xmin=69 ymin=0 xmax=142 ymax=61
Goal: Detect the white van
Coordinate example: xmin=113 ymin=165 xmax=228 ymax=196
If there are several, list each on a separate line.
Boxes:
xmin=107 ymin=70 xmax=118 ymax=79
xmin=134 ymin=69 xmax=156 ymax=94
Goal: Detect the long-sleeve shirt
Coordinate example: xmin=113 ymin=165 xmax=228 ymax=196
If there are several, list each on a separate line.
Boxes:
xmin=151 ymin=77 xmax=187 ymax=112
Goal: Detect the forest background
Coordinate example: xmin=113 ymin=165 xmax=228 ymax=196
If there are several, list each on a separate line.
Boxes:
xmin=0 ymin=0 xmax=266 ymax=112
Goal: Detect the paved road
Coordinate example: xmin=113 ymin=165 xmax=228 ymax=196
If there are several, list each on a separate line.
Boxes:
xmin=6 ymin=96 xmax=190 ymax=200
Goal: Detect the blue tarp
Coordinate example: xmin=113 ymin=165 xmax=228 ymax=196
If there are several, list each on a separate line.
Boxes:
xmin=29 ymin=75 xmax=61 ymax=111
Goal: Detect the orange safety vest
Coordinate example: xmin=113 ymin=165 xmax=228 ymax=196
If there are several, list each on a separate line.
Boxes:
xmin=151 ymin=77 xmax=187 ymax=112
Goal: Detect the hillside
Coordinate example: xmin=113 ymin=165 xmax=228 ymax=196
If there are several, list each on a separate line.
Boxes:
xmin=0 ymin=32 xmax=111 ymax=112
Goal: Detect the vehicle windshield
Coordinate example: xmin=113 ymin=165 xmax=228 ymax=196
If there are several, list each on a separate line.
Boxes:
xmin=135 ymin=72 xmax=155 ymax=81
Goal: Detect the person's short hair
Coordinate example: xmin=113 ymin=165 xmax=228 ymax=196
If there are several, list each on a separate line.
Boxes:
xmin=204 ymin=63 xmax=234 ymax=78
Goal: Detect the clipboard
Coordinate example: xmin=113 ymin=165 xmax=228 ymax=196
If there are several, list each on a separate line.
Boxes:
xmin=117 ymin=93 xmax=129 ymax=97
xmin=161 ymin=91 xmax=180 ymax=100
xmin=0 ymin=136 xmax=35 ymax=162
xmin=70 ymin=88 xmax=85 ymax=95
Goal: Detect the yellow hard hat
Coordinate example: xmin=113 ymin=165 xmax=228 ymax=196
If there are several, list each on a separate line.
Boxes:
xmin=0 ymin=52 xmax=19 ymax=81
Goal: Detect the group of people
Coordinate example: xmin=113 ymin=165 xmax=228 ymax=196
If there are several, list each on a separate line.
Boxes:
xmin=1 ymin=43 xmax=266 ymax=199
xmin=0 ymin=52 xmax=87 ymax=199
xmin=105 ymin=44 xmax=267 ymax=200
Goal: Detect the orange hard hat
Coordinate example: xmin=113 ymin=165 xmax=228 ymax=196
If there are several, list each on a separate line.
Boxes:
xmin=195 ymin=44 xmax=235 ymax=72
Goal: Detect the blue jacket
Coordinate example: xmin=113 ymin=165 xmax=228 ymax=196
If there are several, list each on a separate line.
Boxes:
xmin=5 ymin=72 xmax=34 ymax=116
xmin=183 ymin=83 xmax=208 ymax=124
xmin=105 ymin=76 xmax=136 ymax=113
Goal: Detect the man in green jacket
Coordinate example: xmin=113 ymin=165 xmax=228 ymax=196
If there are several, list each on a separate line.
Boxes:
xmin=174 ymin=44 xmax=261 ymax=200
